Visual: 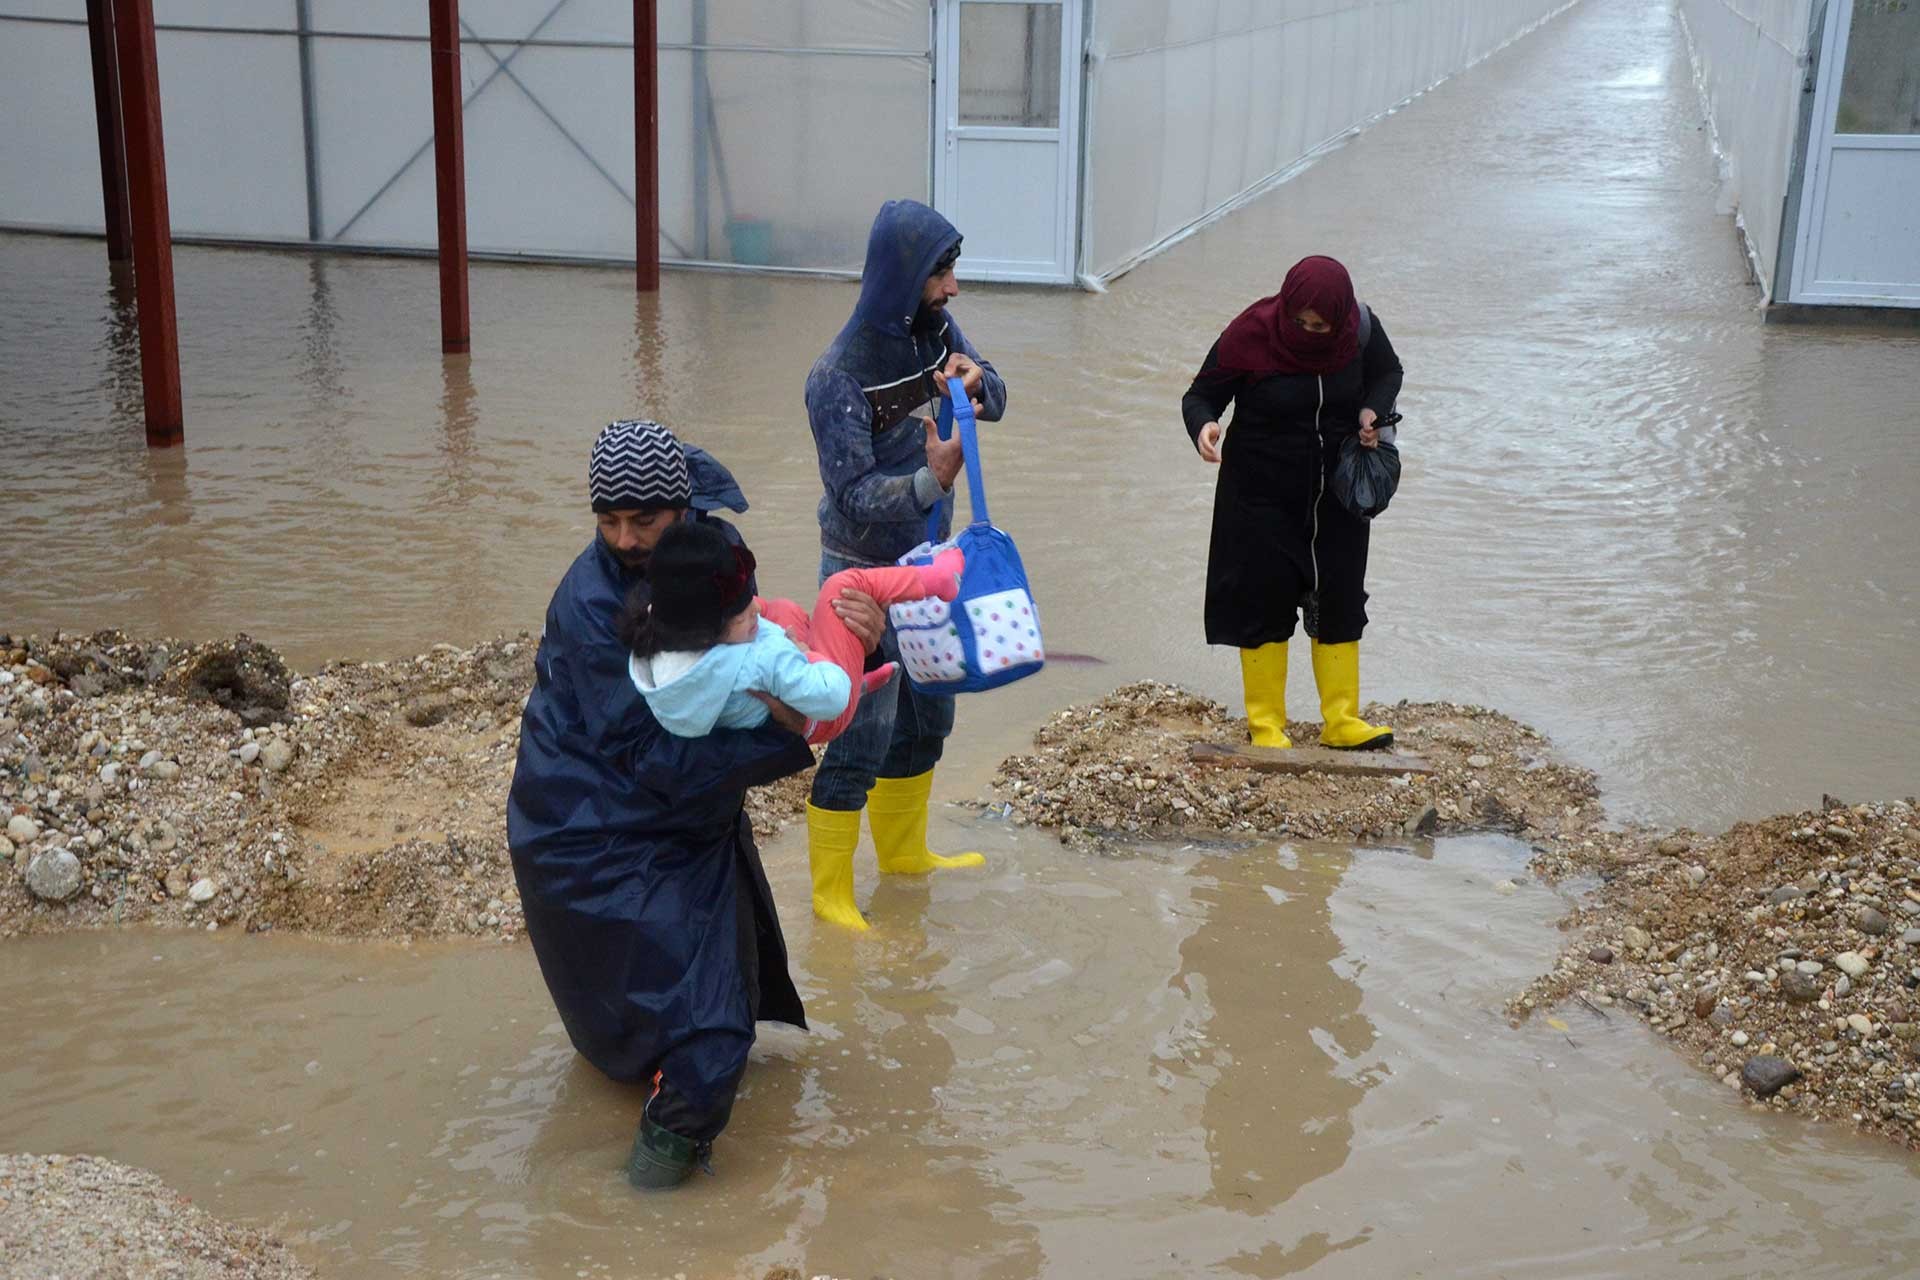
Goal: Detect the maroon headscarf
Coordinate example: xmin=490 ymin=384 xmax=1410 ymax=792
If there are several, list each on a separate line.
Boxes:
xmin=1209 ymin=255 xmax=1361 ymax=379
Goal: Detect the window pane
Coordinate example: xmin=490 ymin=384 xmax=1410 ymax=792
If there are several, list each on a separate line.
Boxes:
xmin=1836 ymin=0 xmax=1920 ymax=135
xmin=959 ymin=3 xmax=1062 ymax=128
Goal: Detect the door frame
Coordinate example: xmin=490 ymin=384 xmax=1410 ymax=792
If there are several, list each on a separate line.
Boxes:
xmin=931 ymin=0 xmax=1084 ymax=284
xmin=1789 ymin=0 xmax=1920 ymax=305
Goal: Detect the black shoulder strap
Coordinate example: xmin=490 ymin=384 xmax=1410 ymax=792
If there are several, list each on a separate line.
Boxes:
xmin=1357 ymin=302 xmax=1373 ymax=350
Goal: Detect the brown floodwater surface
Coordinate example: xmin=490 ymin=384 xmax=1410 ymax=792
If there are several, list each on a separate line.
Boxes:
xmin=5 ymin=0 xmax=1920 ymax=1274
xmin=3 ymin=0 xmax=1915 ymax=831
xmin=6 ymin=834 xmax=1920 ymax=1278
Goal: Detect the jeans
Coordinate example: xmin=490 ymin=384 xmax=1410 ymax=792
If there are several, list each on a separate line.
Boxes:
xmin=808 ymin=550 xmax=955 ymax=811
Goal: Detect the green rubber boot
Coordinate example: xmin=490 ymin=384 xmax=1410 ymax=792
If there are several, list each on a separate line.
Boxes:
xmin=625 ymin=1114 xmax=708 ymax=1189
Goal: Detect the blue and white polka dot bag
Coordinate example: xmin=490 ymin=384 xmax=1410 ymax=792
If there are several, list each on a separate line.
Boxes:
xmin=889 ymin=378 xmax=1045 ymax=696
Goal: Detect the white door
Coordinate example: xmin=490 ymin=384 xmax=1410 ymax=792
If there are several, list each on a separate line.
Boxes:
xmin=933 ymin=0 xmax=1083 ymax=285
xmin=1790 ymin=0 xmax=1920 ymax=306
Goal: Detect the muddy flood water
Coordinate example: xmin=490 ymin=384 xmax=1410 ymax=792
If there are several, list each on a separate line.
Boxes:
xmin=8 ymin=835 xmax=1920 ymax=1279
xmin=4 ymin=0 xmax=1920 ymax=1275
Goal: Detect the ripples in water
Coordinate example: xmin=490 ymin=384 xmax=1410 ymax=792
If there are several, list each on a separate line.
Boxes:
xmin=3 ymin=0 xmax=1917 ymax=830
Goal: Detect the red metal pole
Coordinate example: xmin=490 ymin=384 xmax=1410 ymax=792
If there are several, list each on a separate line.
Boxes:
xmin=112 ymin=0 xmax=182 ymax=446
xmin=634 ymin=0 xmax=659 ymax=292
xmin=86 ymin=0 xmax=133 ymax=262
xmin=428 ymin=0 xmax=471 ymax=353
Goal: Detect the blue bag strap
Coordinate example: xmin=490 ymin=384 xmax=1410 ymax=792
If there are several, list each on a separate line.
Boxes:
xmin=926 ymin=393 xmax=953 ymax=543
xmin=949 ymin=376 xmax=990 ymax=526
xmin=925 ymin=375 xmax=990 ymax=539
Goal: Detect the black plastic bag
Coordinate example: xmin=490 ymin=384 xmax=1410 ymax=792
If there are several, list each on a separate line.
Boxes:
xmin=1331 ymin=416 xmax=1402 ymax=520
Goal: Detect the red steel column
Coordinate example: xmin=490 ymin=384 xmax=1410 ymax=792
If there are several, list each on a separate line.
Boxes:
xmin=112 ymin=0 xmax=183 ymax=446
xmin=86 ymin=0 xmax=134 ymax=262
xmin=428 ymin=0 xmax=471 ymax=353
xmin=634 ymin=0 xmax=659 ymax=292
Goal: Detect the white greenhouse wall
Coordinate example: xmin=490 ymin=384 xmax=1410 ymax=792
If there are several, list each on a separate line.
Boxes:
xmin=1078 ymin=0 xmax=1579 ymax=281
xmin=0 ymin=0 xmax=933 ymax=273
xmin=3 ymin=0 xmax=1600 ymax=281
xmin=1673 ymin=0 xmax=1813 ymax=302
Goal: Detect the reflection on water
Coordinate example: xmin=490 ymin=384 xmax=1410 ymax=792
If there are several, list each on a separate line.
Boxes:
xmin=7 ymin=832 xmax=1920 ymax=1278
xmin=103 ymin=261 xmax=142 ymax=422
xmin=2 ymin=0 xmax=1917 ymax=833
xmin=6 ymin=4 xmax=1920 ymax=1267
xmin=439 ymin=355 xmax=479 ymax=504
xmin=1183 ymin=848 xmax=1376 ymax=1236
xmin=298 ymin=258 xmax=346 ymax=408
xmin=5 ymin=1 xmax=1915 ymax=832
xmin=791 ymin=876 xmax=1038 ymax=1278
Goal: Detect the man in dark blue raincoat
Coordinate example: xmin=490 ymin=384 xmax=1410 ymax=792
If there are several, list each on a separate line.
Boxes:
xmin=801 ymin=199 xmax=1007 ymax=932
xmin=506 ymin=419 xmax=884 ymax=1188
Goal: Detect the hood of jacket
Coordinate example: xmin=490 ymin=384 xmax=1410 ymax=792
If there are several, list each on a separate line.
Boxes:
xmin=849 ymin=199 xmax=961 ymax=343
xmin=624 ymin=616 xmax=789 ymax=738
xmin=627 ymin=643 xmax=752 ymax=739
xmin=683 ymin=444 xmax=748 ymax=515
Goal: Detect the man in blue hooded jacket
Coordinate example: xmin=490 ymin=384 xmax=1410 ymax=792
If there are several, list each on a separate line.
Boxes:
xmin=802 ymin=200 xmax=1007 ymax=931
xmin=506 ymin=419 xmax=884 ymax=1187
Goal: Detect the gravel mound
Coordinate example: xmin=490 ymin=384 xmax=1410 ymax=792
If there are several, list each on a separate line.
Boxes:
xmin=1511 ymin=798 xmax=1920 ymax=1147
xmin=0 ymin=1153 xmax=318 ymax=1279
xmin=989 ymin=681 xmax=1608 ymax=847
xmin=0 ymin=631 xmax=810 ymax=941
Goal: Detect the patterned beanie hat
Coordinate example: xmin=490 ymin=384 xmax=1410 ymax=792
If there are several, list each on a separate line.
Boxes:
xmin=588 ymin=419 xmax=691 ymax=512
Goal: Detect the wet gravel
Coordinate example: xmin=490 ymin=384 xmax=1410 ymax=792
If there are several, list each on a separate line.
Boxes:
xmin=0 ymin=630 xmax=810 ymax=942
xmin=0 ymin=1153 xmax=318 ymax=1279
xmin=987 ymin=681 xmax=1610 ymax=848
xmin=1511 ymin=798 xmax=1920 ymax=1149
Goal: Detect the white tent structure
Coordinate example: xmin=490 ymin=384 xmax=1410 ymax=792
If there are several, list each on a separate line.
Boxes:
xmin=2 ymin=0 xmax=1580 ymax=287
xmin=1681 ymin=0 xmax=1919 ymax=311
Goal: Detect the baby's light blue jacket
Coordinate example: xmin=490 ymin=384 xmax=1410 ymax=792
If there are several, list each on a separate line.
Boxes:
xmin=628 ymin=617 xmax=853 ymax=738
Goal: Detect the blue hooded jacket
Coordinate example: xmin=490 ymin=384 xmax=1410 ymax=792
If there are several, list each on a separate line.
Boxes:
xmin=806 ymin=200 xmax=1007 ymax=566
xmin=506 ymin=450 xmax=813 ymax=1105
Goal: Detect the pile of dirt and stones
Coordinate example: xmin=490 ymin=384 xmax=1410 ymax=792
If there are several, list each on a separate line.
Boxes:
xmin=988 ymin=680 xmax=1616 ymax=848
xmin=1510 ymin=798 xmax=1920 ymax=1149
xmin=0 ymin=630 xmax=811 ymax=941
xmin=988 ymin=681 xmax=1920 ymax=1149
xmin=0 ymin=1153 xmax=318 ymax=1279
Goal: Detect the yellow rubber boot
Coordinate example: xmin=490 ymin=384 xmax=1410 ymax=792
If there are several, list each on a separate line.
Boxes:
xmin=806 ymin=803 xmax=869 ymax=932
xmin=1238 ymin=642 xmax=1293 ymax=748
xmin=1310 ymin=639 xmax=1394 ymax=750
xmin=867 ymin=770 xmax=986 ymax=875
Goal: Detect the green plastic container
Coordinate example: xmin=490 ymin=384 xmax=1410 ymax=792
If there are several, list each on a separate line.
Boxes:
xmin=724 ymin=217 xmax=773 ymax=266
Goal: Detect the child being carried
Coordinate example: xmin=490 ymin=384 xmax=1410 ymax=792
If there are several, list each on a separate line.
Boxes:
xmin=624 ymin=520 xmax=963 ymax=745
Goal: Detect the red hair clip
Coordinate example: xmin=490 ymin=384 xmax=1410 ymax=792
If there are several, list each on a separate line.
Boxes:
xmin=711 ymin=544 xmax=757 ymax=607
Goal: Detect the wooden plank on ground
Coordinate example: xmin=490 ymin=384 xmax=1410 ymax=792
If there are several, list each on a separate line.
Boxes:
xmin=1188 ymin=741 xmax=1435 ymax=777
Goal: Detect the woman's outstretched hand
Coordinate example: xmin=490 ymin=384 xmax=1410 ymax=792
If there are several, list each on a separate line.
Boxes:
xmin=1196 ymin=421 xmax=1224 ymax=464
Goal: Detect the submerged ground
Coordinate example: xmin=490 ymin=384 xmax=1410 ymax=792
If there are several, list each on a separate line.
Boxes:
xmin=5 ymin=0 xmax=1920 ymax=1274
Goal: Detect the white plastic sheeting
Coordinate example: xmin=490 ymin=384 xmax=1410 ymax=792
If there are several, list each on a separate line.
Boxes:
xmin=1080 ymin=0 xmax=1577 ymax=280
xmin=0 ymin=0 xmax=931 ymax=271
xmin=1673 ymin=0 xmax=1813 ymax=301
xmin=2 ymin=0 xmax=1594 ymax=281
xmin=0 ymin=6 xmax=111 ymax=232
